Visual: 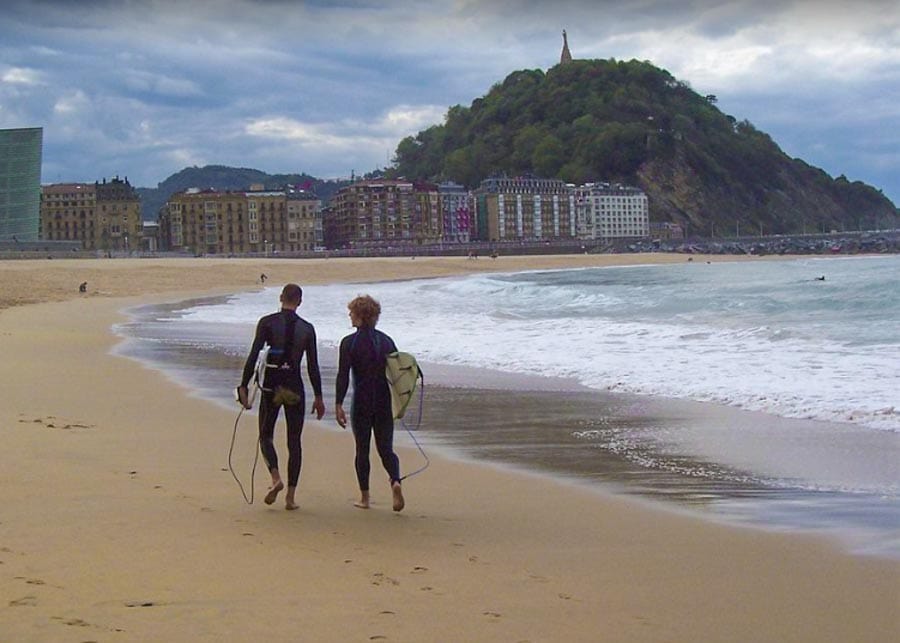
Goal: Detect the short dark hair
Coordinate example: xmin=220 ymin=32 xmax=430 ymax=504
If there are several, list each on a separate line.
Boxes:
xmin=281 ymin=283 xmax=303 ymax=304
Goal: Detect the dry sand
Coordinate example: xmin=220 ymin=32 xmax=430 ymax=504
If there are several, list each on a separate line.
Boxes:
xmin=1 ymin=255 xmax=897 ymax=642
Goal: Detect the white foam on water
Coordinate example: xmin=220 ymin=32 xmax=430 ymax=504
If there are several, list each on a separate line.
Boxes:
xmin=173 ymin=257 xmax=900 ymax=434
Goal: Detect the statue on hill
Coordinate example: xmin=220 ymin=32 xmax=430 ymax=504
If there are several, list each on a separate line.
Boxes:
xmin=560 ymin=30 xmax=573 ymax=65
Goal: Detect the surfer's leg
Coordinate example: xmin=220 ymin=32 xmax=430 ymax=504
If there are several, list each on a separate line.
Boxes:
xmin=352 ymin=415 xmax=373 ymax=495
xmin=372 ymin=411 xmax=400 ymax=484
xmin=283 ymin=400 xmax=304 ymax=510
xmin=259 ymin=394 xmax=283 ymax=503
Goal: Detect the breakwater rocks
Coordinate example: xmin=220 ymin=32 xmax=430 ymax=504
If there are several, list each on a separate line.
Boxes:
xmin=621 ymin=230 xmax=900 ymax=256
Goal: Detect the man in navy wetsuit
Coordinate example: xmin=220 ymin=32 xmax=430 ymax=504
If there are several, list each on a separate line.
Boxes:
xmin=335 ymin=294 xmax=404 ymax=512
xmin=238 ymin=283 xmax=325 ymax=510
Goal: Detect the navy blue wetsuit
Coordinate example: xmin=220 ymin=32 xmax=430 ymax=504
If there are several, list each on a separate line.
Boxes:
xmin=241 ymin=309 xmax=323 ymax=487
xmin=335 ymin=326 xmax=400 ymax=490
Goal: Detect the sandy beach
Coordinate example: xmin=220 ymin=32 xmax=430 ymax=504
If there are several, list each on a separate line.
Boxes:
xmin=1 ymin=255 xmax=897 ymax=642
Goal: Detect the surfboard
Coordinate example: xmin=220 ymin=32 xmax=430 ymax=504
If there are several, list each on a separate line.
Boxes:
xmin=385 ymin=351 xmax=421 ymax=419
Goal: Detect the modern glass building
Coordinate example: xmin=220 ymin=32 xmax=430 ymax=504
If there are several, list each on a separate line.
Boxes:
xmin=0 ymin=127 xmax=43 ymax=242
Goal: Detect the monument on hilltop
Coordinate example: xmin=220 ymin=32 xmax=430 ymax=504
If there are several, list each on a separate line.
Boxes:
xmin=560 ymin=30 xmax=573 ymax=64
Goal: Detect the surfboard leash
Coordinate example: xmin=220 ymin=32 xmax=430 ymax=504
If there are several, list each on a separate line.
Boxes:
xmin=399 ymin=378 xmax=430 ymax=481
xmin=228 ymin=389 xmax=262 ymax=504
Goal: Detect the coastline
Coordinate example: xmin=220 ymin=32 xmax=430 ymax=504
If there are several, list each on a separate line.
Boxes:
xmin=0 ymin=252 xmax=776 ymax=310
xmin=115 ymin=298 xmax=900 ymax=558
xmin=1 ymin=255 xmax=898 ymax=641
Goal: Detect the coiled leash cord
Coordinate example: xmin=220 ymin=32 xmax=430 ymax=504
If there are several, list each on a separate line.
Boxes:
xmin=228 ymin=387 xmax=263 ymax=504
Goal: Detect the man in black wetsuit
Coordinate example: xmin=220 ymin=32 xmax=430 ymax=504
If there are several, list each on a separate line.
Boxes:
xmin=335 ymin=294 xmax=404 ymax=512
xmin=238 ymin=283 xmax=325 ymax=510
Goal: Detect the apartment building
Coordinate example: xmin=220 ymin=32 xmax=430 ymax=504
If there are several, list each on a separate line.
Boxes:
xmin=325 ymin=179 xmax=420 ymax=249
xmin=438 ymin=181 xmax=473 ymax=243
xmin=574 ymin=183 xmax=649 ymax=240
xmin=40 ymin=176 xmax=142 ymax=252
xmin=161 ymin=187 xmax=321 ymax=255
xmin=412 ymin=181 xmax=442 ymax=245
xmin=473 ymin=176 xmax=576 ymax=242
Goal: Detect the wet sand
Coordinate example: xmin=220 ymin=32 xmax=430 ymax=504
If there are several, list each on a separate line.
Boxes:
xmin=116 ymin=310 xmax=900 ymax=558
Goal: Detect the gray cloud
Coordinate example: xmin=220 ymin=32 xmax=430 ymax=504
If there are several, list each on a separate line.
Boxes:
xmin=1 ymin=0 xmax=897 ymax=202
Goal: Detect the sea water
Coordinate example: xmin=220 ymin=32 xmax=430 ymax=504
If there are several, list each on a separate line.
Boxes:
xmin=115 ymin=255 xmax=900 ymax=556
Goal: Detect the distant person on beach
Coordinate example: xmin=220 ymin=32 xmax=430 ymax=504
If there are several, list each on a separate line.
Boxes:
xmin=334 ymin=295 xmax=404 ymax=512
xmin=78 ymin=281 xmax=87 ymax=293
xmin=237 ymin=283 xmax=325 ymax=510
xmin=260 ymin=273 xmax=268 ymax=283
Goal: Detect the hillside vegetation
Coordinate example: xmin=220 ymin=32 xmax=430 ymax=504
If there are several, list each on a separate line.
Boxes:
xmin=390 ymin=59 xmax=897 ymax=235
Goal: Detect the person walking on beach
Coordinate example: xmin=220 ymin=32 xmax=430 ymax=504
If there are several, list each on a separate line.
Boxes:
xmin=335 ymin=295 xmax=404 ymax=512
xmin=237 ymin=283 xmax=325 ymax=510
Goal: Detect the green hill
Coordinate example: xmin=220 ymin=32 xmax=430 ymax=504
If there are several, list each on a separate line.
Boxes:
xmin=390 ymin=59 xmax=897 ymax=235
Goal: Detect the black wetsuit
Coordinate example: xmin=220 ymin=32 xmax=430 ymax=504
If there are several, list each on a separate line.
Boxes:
xmin=240 ymin=308 xmax=323 ymax=487
xmin=335 ymin=326 xmax=400 ymax=490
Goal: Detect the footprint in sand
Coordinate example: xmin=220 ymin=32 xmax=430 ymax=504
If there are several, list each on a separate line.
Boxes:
xmin=9 ymin=595 xmax=38 ymax=607
xmin=483 ymin=611 xmax=502 ymax=619
xmin=371 ymin=572 xmax=399 ymax=587
xmin=20 ymin=416 xmax=95 ymax=430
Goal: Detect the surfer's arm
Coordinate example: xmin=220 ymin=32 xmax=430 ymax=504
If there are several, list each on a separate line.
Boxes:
xmin=382 ymin=330 xmax=398 ymax=355
xmin=305 ymin=326 xmax=324 ymax=398
xmin=239 ymin=318 xmax=267 ymax=388
xmin=303 ymin=326 xmax=325 ymax=419
xmin=335 ymin=335 xmax=352 ymax=406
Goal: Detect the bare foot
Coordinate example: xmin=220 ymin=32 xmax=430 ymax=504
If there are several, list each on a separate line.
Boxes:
xmin=354 ymin=491 xmax=370 ymax=509
xmin=264 ymin=481 xmax=284 ymax=505
xmin=285 ymin=501 xmax=299 ymax=511
xmin=391 ymin=482 xmax=404 ymax=512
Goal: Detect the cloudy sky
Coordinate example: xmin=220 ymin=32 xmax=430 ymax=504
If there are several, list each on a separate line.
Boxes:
xmin=2 ymin=0 xmax=898 ymax=203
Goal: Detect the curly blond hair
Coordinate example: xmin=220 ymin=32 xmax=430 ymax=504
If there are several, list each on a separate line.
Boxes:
xmin=348 ymin=294 xmax=381 ymax=327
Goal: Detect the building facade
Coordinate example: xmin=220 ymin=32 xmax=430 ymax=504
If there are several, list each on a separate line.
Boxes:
xmin=438 ymin=181 xmax=473 ymax=243
xmin=574 ymin=183 xmax=649 ymax=241
xmin=412 ymin=181 xmax=442 ymax=245
xmin=160 ymin=187 xmax=321 ymax=255
xmin=40 ymin=176 xmax=142 ymax=252
xmin=0 ymin=127 xmax=43 ymax=242
xmin=325 ymin=179 xmax=421 ymax=249
xmin=473 ymin=176 xmax=576 ymax=242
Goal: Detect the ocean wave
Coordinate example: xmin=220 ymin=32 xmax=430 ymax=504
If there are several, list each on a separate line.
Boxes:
xmin=168 ymin=257 xmax=900 ymax=433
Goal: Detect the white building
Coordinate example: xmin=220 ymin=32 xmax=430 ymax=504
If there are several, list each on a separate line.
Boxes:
xmin=575 ymin=183 xmax=649 ymax=241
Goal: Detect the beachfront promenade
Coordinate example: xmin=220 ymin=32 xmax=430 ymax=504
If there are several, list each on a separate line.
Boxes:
xmin=2 ymin=228 xmax=898 ymax=261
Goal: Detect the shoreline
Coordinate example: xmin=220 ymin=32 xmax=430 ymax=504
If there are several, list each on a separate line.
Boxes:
xmin=2 ymin=255 xmax=898 ymax=641
xmin=114 ymin=299 xmax=900 ymax=559
xmin=0 ymin=252 xmax=785 ymax=310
